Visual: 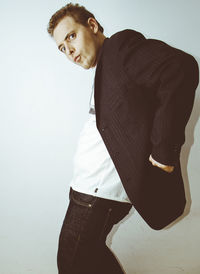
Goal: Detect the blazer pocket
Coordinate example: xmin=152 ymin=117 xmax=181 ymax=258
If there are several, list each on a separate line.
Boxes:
xmin=152 ymin=165 xmax=175 ymax=175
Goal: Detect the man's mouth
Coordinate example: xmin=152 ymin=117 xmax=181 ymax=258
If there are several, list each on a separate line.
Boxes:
xmin=74 ymin=55 xmax=80 ymax=63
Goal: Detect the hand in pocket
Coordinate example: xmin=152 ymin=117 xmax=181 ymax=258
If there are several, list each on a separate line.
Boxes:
xmin=149 ymin=154 xmax=174 ymax=173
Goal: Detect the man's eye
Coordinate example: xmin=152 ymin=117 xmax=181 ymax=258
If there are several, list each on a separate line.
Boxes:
xmin=68 ymin=33 xmax=75 ymax=40
xmin=61 ymin=47 xmax=66 ymax=53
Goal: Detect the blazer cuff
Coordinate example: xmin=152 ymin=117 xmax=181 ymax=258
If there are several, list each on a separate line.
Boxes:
xmin=151 ymin=144 xmax=181 ymax=166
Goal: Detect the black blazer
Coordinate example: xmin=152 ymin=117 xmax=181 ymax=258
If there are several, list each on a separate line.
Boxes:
xmin=94 ymin=29 xmax=199 ymax=230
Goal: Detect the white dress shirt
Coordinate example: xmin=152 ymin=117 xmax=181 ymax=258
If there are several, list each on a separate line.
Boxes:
xmin=69 ymin=70 xmax=131 ymax=204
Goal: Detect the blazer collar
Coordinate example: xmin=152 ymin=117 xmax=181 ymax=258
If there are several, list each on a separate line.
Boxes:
xmin=96 ymin=37 xmax=109 ymax=67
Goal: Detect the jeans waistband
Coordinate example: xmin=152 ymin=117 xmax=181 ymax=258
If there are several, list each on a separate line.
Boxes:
xmin=70 ymin=187 xmax=132 ymax=210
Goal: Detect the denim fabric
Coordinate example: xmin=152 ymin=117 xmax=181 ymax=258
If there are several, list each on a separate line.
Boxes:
xmin=57 ymin=187 xmax=132 ymax=274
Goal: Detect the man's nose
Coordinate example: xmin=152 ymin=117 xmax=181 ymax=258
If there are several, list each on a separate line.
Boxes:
xmin=66 ymin=45 xmax=75 ymax=58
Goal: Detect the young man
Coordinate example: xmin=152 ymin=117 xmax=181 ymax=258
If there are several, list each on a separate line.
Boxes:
xmin=47 ymin=3 xmax=199 ymax=274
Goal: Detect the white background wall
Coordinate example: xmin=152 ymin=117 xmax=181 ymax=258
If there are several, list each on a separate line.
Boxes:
xmin=0 ymin=1 xmax=199 ymax=273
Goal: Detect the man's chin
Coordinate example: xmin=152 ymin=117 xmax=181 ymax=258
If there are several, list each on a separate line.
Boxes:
xmin=81 ymin=63 xmax=92 ymax=70
xmin=79 ymin=60 xmax=95 ymax=70
xmin=83 ymin=66 xmax=90 ymax=70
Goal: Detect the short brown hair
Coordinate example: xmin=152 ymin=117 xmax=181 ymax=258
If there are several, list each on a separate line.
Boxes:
xmin=47 ymin=2 xmax=104 ymax=37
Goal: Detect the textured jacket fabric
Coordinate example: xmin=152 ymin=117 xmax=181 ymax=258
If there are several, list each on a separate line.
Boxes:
xmin=94 ymin=29 xmax=199 ymax=230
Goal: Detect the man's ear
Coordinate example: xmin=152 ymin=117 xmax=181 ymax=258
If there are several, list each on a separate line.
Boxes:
xmin=87 ymin=17 xmax=98 ymax=34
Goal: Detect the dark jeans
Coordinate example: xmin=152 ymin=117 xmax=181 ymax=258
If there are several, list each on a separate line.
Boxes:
xmin=57 ymin=187 xmax=132 ymax=274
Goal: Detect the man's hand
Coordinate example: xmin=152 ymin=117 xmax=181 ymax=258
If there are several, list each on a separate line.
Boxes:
xmin=149 ymin=154 xmax=174 ymax=173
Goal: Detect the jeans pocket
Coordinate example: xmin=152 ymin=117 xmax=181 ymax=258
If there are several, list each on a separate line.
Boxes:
xmin=70 ymin=187 xmax=98 ymax=208
xmin=99 ymin=207 xmax=113 ymax=241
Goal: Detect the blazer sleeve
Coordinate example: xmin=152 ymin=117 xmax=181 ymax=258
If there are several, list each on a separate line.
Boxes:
xmin=119 ymin=30 xmax=199 ymax=165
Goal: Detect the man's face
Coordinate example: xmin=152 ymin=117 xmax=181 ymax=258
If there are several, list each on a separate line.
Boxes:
xmin=53 ymin=16 xmax=99 ymax=69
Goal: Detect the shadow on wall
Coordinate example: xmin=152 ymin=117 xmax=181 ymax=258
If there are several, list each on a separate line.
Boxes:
xmin=167 ymin=56 xmax=200 ymax=229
